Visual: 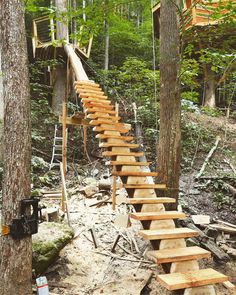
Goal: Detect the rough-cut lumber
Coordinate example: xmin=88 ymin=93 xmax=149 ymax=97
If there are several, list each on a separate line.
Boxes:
xmin=192 ymin=215 xmax=210 ymax=225
xmin=102 ymin=151 xmax=144 ymax=157
xmin=96 ymin=134 xmax=134 ymax=141
xmin=76 ymin=88 xmax=104 ymax=95
xmin=90 ymin=119 xmax=121 ymax=126
xmin=106 ymin=161 xmax=151 ymax=166
xmin=83 ymin=103 xmax=114 ymax=110
xmin=112 ymin=171 xmax=157 ymax=177
xmin=93 ymin=126 xmax=130 ymax=133
xmin=123 ymin=184 xmax=166 ymax=189
xmin=209 ymin=224 xmax=236 ymax=233
xmin=127 ymin=197 xmax=176 ymax=204
xmin=87 ymin=114 xmax=120 ymax=121
xmin=81 ymin=98 xmax=111 ymax=104
xmin=100 ymin=142 xmax=139 ymax=148
xmin=222 ymin=281 xmax=236 ymax=290
xmin=149 ymin=246 xmax=211 ymax=264
xmin=74 ymin=81 xmax=100 ymax=87
xmin=64 ymin=44 xmax=89 ymax=81
xmin=85 ymin=108 xmax=116 ymax=115
xmin=157 ymin=268 xmax=228 ymax=291
xmin=139 ymin=228 xmax=199 ymax=240
xmin=80 ymin=93 xmax=108 ymax=100
xmin=195 ymin=136 xmax=221 ymax=179
xmin=130 ymin=211 xmax=185 ymax=221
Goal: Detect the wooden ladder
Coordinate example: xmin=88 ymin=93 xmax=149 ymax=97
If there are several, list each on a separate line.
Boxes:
xmin=74 ymin=80 xmax=229 ymax=294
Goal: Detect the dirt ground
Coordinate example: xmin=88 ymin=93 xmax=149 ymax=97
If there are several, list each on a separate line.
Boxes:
xmin=43 ymin=187 xmax=236 ymax=295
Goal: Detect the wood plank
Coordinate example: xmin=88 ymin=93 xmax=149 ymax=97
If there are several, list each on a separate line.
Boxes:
xmin=90 ymin=120 xmax=124 ymax=126
xmin=127 ymin=197 xmax=176 ymax=204
xmin=149 ymin=246 xmax=211 ymax=264
xmin=102 ymin=151 xmax=144 ymax=157
xmin=79 ymin=93 xmax=108 ymax=100
xmin=81 ymin=98 xmax=111 ymax=104
xmin=87 ymin=114 xmax=120 ymax=121
xmin=222 ymin=281 xmax=236 ymax=290
xmin=96 ymin=134 xmax=134 ymax=141
xmin=106 ymin=161 xmax=151 ymax=166
xmin=130 ymin=211 xmax=186 ymax=221
xmin=59 ymin=116 xmax=90 ymax=126
xmin=93 ymin=126 xmax=130 ymax=133
xmin=123 ymin=184 xmax=166 ymax=189
xmin=74 ymin=81 xmax=100 ymax=87
xmin=83 ymin=102 xmax=114 ymax=110
xmin=157 ymin=268 xmax=228 ymax=291
xmin=85 ymin=108 xmax=117 ymax=115
xmin=113 ymin=171 xmax=157 ymax=177
xmin=100 ymin=143 xmax=139 ymax=148
xmin=139 ymin=228 xmax=199 ymax=240
xmin=76 ymin=88 xmax=104 ymax=95
xmin=42 ymin=193 xmax=62 ymax=198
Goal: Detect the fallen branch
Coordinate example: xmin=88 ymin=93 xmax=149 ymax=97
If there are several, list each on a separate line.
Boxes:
xmin=224 ymin=158 xmax=236 ymax=175
xmin=217 ymin=220 xmax=236 ymax=229
xmin=223 ymin=182 xmax=236 ymax=196
xmin=195 ymin=136 xmax=221 ymax=179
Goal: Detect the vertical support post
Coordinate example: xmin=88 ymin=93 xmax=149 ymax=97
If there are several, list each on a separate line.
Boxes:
xmin=112 ymin=170 xmax=117 ymax=210
xmin=62 ymin=102 xmax=67 ymax=175
xmin=192 ymin=6 xmax=197 ymax=25
xmin=115 ymin=102 xmax=119 ymax=118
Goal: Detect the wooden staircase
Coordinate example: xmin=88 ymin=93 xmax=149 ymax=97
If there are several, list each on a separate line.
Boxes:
xmin=74 ymin=80 xmax=228 ymax=294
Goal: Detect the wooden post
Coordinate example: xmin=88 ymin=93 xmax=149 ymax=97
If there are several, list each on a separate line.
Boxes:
xmin=112 ymin=169 xmax=117 ymax=210
xmin=62 ymin=102 xmax=67 ymax=175
xmin=60 ymin=162 xmax=70 ymax=225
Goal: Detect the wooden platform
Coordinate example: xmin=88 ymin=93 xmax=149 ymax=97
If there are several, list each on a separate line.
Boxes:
xmin=127 ymin=197 xmax=176 ymax=204
xmin=157 ymin=268 xmax=228 ymax=291
xmin=148 ymin=246 xmax=211 ymax=264
xmin=139 ymin=228 xmax=199 ymax=240
xmin=130 ymin=211 xmax=185 ymax=221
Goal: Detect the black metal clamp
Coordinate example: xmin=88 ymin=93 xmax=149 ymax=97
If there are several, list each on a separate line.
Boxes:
xmin=9 ymin=198 xmax=40 ymax=239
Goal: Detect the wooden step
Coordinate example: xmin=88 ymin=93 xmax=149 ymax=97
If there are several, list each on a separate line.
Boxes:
xmin=106 ymin=161 xmax=151 ymax=166
xmin=76 ymin=88 xmax=104 ymax=95
xmin=127 ymin=197 xmax=176 ymax=204
xmin=80 ymin=93 xmax=108 ymax=100
xmin=102 ymin=151 xmax=144 ymax=157
xmin=74 ymin=81 xmax=100 ymax=88
xmin=93 ymin=126 xmax=130 ymax=134
xmin=113 ymin=171 xmax=157 ymax=177
xmin=83 ymin=102 xmax=114 ymax=110
xmin=123 ymin=184 xmax=166 ymax=189
xmin=130 ymin=211 xmax=186 ymax=221
xmin=90 ymin=120 xmax=124 ymax=126
xmin=85 ymin=108 xmax=117 ymax=115
xmin=100 ymin=143 xmax=139 ymax=148
xmin=139 ymin=228 xmax=199 ymax=240
xmin=96 ymin=134 xmax=134 ymax=141
xmin=81 ymin=98 xmax=111 ymax=105
xmin=87 ymin=114 xmax=120 ymax=121
xmin=149 ymin=246 xmax=211 ymax=264
xmin=157 ymin=268 xmax=228 ymax=291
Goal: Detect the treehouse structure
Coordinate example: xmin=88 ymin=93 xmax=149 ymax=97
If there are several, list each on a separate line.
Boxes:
xmin=31 ymin=4 xmax=233 ymax=295
xmin=152 ymin=0 xmax=233 ymax=36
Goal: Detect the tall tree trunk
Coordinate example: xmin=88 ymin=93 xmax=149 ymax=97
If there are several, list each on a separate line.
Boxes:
xmin=52 ymin=0 xmax=68 ymax=114
xmin=0 ymin=52 xmax=3 ymax=164
xmin=157 ymin=0 xmax=181 ymax=208
xmin=204 ymin=65 xmax=216 ymax=108
xmin=0 ymin=0 xmax=32 ymax=294
xmin=104 ymin=0 xmax=109 ymax=71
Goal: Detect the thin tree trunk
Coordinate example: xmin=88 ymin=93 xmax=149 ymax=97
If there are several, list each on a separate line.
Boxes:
xmin=204 ymin=65 xmax=216 ymax=108
xmin=0 ymin=0 xmax=32 ymax=294
xmin=157 ymin=0 xmax=181 ymax=208
xmin=52 ymin=0 xmax=68 ymax=114
xmin=104 ymin=0 xmax=109 ymax=71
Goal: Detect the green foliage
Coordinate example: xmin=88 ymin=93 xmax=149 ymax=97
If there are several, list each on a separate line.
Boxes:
xmin=201 ymin=106 xmax=223 ymax=117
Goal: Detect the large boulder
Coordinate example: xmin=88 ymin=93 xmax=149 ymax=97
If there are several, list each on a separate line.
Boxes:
xmin=33 ymin=222 xmax=74 ymax=275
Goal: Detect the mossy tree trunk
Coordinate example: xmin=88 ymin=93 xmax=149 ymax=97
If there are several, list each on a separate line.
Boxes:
xmin=0 ymin=51 xmax=3 ymax=164
xmin=0 ymin=0 xmax=32 ymax=294
xmin=157 ymin=0 xmax=181 ymax=208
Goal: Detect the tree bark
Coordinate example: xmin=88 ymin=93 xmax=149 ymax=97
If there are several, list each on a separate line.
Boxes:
xmin=104 ymin=0 xmax=109 ymax=71
xmin=0 ymin=0 xmax=32 ymax=294
xmin=0 ymin=52 xmax=3 ymax=164
xmin=157 ymin=0 xmax=181 ymax=208
xmin=204 ymin=65 xmax=216 ymax=108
